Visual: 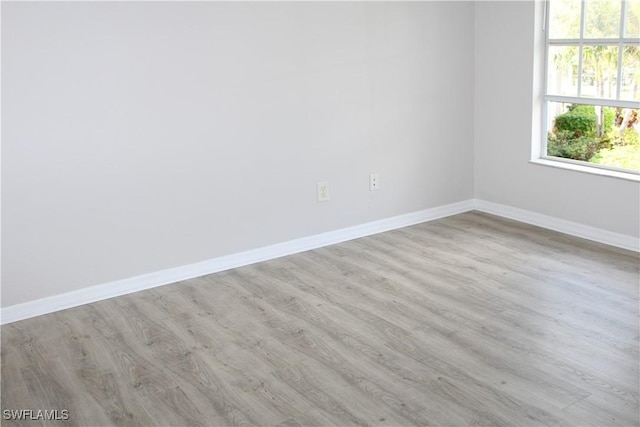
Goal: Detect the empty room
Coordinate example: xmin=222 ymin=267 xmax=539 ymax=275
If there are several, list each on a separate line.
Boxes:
xmin=2 ymin=0 xmax=639 ymax=426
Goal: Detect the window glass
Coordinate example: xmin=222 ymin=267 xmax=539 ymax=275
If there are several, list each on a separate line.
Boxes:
xmin=585 ymin=0 xmax=621 ymax=38
xmin=580 ymin=45 xmax=619 ymax=98
xmin=547 ymin=45 xmax=580 ymax=96
xmin=546 ymin=102 xmax=640 ymax=171
xmin=621 ymin=45 xmax=640 ymax=100
xmin=624 ymin=0 xmax=640 ymax=37
xmin=549 ymin=0 xmax=582 ymax=39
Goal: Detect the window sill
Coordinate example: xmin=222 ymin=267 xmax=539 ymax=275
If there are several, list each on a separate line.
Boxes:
xmin=530 ymin=158 xmax=640 ymax=182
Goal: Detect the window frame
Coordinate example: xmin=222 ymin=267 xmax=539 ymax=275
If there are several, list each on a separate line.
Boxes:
xmin=539 ymin=0 xmax=640 ymax=178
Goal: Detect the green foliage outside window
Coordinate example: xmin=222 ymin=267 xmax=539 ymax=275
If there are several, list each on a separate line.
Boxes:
xmin=547 ymin=130 xmax=602 ymax=161
xmin=547 ymin=104 xmax=639 ymax=170
xmin=591 ymin=128 xmax=640 ymax=170
xmin=554 ymin=106 xmax=598 ymax=136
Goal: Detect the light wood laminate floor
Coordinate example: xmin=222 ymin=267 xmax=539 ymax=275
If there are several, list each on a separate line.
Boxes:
xmin=2 ymin=212 xmax=639 ymax=426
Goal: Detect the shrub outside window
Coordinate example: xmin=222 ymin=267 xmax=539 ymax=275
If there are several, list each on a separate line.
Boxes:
xmin=544 ymin=0 xmax=640 ymax=173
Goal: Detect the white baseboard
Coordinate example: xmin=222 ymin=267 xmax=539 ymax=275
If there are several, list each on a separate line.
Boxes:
xmin=0 ymin=199 xmax=475 ymax=325
xmin=474 ymin=199 xmax=640 ymax=252
xmin=3 ymin=198 xmax=637 ymax=325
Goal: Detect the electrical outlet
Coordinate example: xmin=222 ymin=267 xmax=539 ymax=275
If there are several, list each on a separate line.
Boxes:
xmin=370 ymin=173 xmax=380 ymax=191
xmin=317 ymin=181 xmax=330 ymax=202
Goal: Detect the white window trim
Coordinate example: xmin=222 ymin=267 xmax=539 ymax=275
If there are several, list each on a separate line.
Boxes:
xmin=533 ymin=0 xmax=640 ymax=181
xmin=530 ymin=158 xmax=640 ymax=181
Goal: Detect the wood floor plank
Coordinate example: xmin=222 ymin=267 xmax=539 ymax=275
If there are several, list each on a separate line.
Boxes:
xmin=258 ymin=254 xmax=597 ymax=425
xmin=2 ymin=211 xmax=638 ymax=426
xmin=339 ymin=232 xmax=638 ymax=367
xmin=566 ymin=386 xmax=640 ymax=425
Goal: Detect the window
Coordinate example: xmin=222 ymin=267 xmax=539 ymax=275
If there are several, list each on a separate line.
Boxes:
xmin=543 ymin=0 xmax=640 ymax=174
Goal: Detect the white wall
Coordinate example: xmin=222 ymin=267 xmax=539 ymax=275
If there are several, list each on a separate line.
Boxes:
xmin=1 ymin=2 xmax=475 ymax=307
xmin=474 ymin=1 xmax=640 ymax=238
